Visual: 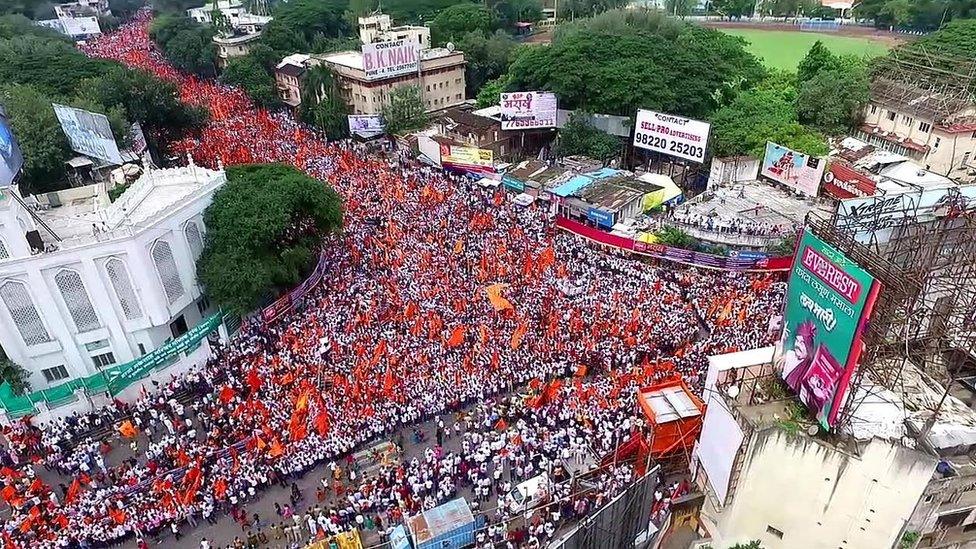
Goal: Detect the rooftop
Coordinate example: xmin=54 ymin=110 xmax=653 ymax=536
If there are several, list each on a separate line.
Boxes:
xmin=436 ymin=107 xmax=498 ymax=132
xmin=323 ymin=47 xmax=460 ymax=72
xmin=870 ymin=78 xmax=974 ymax=123
xmin=213 ymin=32 xmax=261 ymax=45
xmin=29 ymin=164 xmax=225 ymax=251
xmin=579 ymin=175 xmax=663 ymax=213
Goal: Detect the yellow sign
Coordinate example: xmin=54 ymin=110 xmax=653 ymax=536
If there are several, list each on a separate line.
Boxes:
xmin=440 ymin=144 xmax=493 ymax=167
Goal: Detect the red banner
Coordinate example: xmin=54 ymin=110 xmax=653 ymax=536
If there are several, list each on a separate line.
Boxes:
xmin=556 ymin=216 xmax=792 ymax=271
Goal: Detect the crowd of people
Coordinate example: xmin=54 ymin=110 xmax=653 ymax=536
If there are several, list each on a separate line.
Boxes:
xmin=0 ymin=13 xmax=789 ymax=548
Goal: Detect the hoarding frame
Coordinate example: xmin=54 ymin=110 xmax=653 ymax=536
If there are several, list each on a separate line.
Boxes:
xmin=362 ymin=39 xmax=420 ymax=81
xmin=0 ymin=112 xmax=24 ymax=188
xmin=500 ymin=91 xmax=558 ymax=130
xmin=773 ymin=229 xmax=880 ymax=429
xmin=347 ymin=114 xmax=386 ymax=138
xmin=632 ymin=109 xmax=711 ymax=164
xmin=760 ymin=141 xmax=825 ymax=196
xmin=52 ymin=103 xmax=124 ymax=165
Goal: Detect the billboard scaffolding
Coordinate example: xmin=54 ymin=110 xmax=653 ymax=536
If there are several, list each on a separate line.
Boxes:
xmin=802 ymin=188 xmax=976 ymax=436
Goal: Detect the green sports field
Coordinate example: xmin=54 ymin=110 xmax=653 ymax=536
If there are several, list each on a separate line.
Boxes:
xmin=721 ymin=29 xmax=891 ymax=70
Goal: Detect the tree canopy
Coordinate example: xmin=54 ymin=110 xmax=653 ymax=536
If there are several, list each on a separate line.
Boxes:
xmin=793 ymin=41 xmax=870 ymax=135
xmin=382 ymin=85 xmax=429 ymax=136
xmin=299 ymin=65 xmax=350 ymax=141
xmin=149 ymin=14 xmax=217 ymax=77
xmin=197 ymin=164 xmax=343 ymax=315
xmin=855 ymin=0 xmax=976 ymax=30
xmin=261 ymin=0 xmax=350 ymax=57
xmin=502 ymin=10 xmax=765 ymax=119
xmin=220 ymin=54 xmax=279 ymax=108
xmin=457 ymin=30 xmax=517 ymax=99
xmin=1 ymin=84 xmax=71 ymax=195
xmin=555 ymin=112 xmax=622 ymax=165
xmin=430 ymin=3 xmax=497 ymax=47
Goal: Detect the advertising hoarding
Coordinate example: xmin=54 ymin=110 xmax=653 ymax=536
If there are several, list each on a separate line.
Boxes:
xmin=500 ymin=91 xmax=558 ymax=130
xmin=440 ymin=144 xmax=494 ymax=174
xmin=362 ymin=39 xmax=420 ymax=81
xmin=835 ymin=184 xmax=976 ymax=244
xmin=822 ymin=162 xmax=876 ymax=200
xmin=587 ymin=207 xmax=613 ymax=228
xmin=633 ymin=109 xmax=710 ymax=164
xmin=52 ymin=103 xmax=124 ymax=165
xmin=760 ymin=142 xmax=825 ymax=196
xmin=347 ymin=114 xmax=386 ymax=138
xmin=773 ymin=230 xmax=880 ymax=429
xmin=0 ymin=113 xmax=24 ymax=188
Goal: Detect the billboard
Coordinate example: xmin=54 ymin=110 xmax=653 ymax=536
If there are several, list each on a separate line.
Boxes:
xmin=760 ymin=142 xmax=825 ymax=196
xmin=500 ymin=91 xmax=557 ymax=130
xmin=773 ymin=230 xmax=880 ymax=429
xmin=633 ymin=109 xmax=710 ymax=164
xmin=347 ymin=114 xmax=385 ymax=138
xmin=362 ymin=39 xmax=420 ymax=81
xmin=0 ymin=113 xmax=24 ymax=188
xmin=52 ymin=103 xmax=124 ymax=165
xmin=441 ymin=144 xmax=492 ymax=167
xmin=835 ymin=185 xmax=976 ymax=244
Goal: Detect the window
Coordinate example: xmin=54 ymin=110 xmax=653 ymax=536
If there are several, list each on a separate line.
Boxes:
xmin=151 ymin=239 xmax=185 ymax=304
xmin=42 ymin=365 xmax=69 ymax=382
xmin=84 ymin=339 xmax=109 ymax=352
xmin=935 ymin=137 xmax=942 ymax=148
xmin=903 ymin=114 xmax=914 ymax=125
xmin=55 ymin=270 xmax=100 ymax=333
xmin=766 ymin=525 xmax=784 ymax=539
xmin=963 ymin=152 xmax=972 ymax=167
xmin=0 ymin=239 xmax=8 ymax=260
xmin=105 ymin=258 xmax=143 ymax=320
xmin=870 ymin=105 xmax=877 ymax=115
xmin=170 ymin=315 xmax=188 ymax=339
xmin=886 ymin=110 xmax=896 ymax=121
xmin=197 ymin=295 xmax=211 ymax=315
xmin=920 ymin=121 xmax=932 ymax=133
xmin=138 ymin=343 xmax=146 ymax=355
xmin=184 ymin=221 xmax=204 ymax=261
xmin=91 ymin=352 xmax=116 ymax=368
xmin=0 ymin=281 xmax=51 ymax=346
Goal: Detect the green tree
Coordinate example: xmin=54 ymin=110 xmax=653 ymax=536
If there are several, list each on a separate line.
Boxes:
xmin=490 ymin=0 xmax=544 ymax=29
xmin=0 ymin=84 xmax=70 ymax=195
xmin=476 ymin=76 xmax=509 ymax=108
xmin=711 ymin=77 xmax=828 ymax=158
xmin=457 ymin=30 xmax=517 ymax=98
xmin=382 ymin=0 xmax=459 ymax=24
xmin=220 ymin=55 xmax=278 ymax=107
xmin=382 ymin=85 xmax=429 ymax=136
xmin=555 ymin=111 xmax=622 ymax=165
xmin=796 ymin=41 xmax=839 ymax=83
xmin=767 ymin=233 xmax=798 ymax=256
xmin=298 ymin=66 xmax=349 ymax=141
xmin=430 ymin=3 xmax=496 ymax=47
xmin=0 ymin=34 xmax=116 ymax=96
xmin=879 ymin=0 xmax=913 ymax=27
xmin=261 ymin=0 xmax=350 ymax=56
xmin=665 ymin=0 xmax=696 ymax=17
xmin=0 ymin=356 xmax=30 ymax=396
xmin=210 ymin=1 xmax=232 ymax=36
xmin=655 ymin=226 xmax=697 ymax=249
xmin=504 ymin=11 xmax=764 ymax=118
xmin=712 ymin=0 xmax=756 ymax=18
xmin=150 ymin=15 xmax=216 ymax=77
xmin=197 ymin=164 xmax=343 ymax=315
xmin=797 ymin=64 xmax=869 ymax=135
xmin=152 ymin=0 xmax=205 ymax=13
xmin=108 ymin=0 xmax=145 ymax=20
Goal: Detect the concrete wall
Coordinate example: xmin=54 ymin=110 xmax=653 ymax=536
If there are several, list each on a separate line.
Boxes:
xmin=701 ymin=428 xmax=937 ymax=549
xmin=863 ymin=102 xmax=976 ymax=175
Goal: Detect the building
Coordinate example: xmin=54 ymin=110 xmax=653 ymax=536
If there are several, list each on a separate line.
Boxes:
xmin=214 ymin=32 xmax=261 ymax=69
xmin=187 ymin=0 xmax=272 ymax=33
xmin=692 ymin=347 xmax=976 ymax=549
xmin=320 ymin=47 xmax=466 ymax=115
xmin=433 ymin=107 xmax=513 ymax=161
xmin=859 ymin=79 xmax=976 ymax=177
xmin=0 ymin=163 xmax=224 ymax=394
xmin=358 ymin=13 xmax=430 ymax=49
xmin=54 ymin=0 xmax=108 ymax=18
xmin=275 ymin=54 xmax=310 ymax=108
xmin=36 ymin=14 xmax=101 ymax=40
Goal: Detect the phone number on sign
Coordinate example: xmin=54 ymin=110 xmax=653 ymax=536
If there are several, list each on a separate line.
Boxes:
xmin=634 ymin=132 xmax=704 ymax=160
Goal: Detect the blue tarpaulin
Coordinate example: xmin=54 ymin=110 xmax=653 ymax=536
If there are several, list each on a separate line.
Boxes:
xmin=551 ymin=168 xmax=620 ymax=198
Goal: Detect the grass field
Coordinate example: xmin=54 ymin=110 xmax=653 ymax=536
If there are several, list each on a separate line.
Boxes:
xmin=721 ymin=29 xmax=891 ymax=70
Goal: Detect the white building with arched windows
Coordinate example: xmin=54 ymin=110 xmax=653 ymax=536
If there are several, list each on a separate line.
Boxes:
xmin=0 ymin=163 xmax=227 ymax=393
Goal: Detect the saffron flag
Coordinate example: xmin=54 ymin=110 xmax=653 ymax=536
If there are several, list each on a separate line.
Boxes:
xmin=511 ymin=321 xmax=529 ymax=349
xmin=246 ymin=369 xmax=262 ymax=393
xmin=118 ymin=420 xmax=138 ymax=439
xmin=485 ymin=283 xmax=514 ymax=311
xmin=219 ymin=385 xmax=235 ymax=404
xmin=446 ymin=325 xmax=466 ymax=348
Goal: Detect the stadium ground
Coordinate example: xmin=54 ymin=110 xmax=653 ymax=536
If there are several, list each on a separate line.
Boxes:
xmin=718 ymin=28 xmax=893 ymax=70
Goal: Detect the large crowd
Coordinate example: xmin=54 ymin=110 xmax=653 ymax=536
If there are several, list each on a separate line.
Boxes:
xmin=0 ymin=14 xmax=787 ymax=548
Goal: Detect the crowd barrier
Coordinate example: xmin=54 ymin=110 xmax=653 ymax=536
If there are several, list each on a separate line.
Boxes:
xmin=556 ymin=217 xmax=793 ymax=271
xmin=0 ymin=312 xmax=225 ymax=418
xmin=261 ymin=251 xmax=328 ymax=324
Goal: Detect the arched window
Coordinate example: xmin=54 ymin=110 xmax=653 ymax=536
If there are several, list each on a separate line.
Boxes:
xmin=151 ymin=239 xmax=184 ymax=304
xmin=184 ymin=220 xmax=204 ymax=261
xmin=54 ymin=270 xmax=100 ymax=332
xmin=105 ymin=258 xmax=143 ymax=320
xmin=0 ymin=281 xmax=51 ymax=346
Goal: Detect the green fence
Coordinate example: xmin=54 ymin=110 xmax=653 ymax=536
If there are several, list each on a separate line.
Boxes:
xmin=0 ymin=312 xmax=225 ymax=418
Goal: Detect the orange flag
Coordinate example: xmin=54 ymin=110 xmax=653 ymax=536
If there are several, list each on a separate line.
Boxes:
xmin=269 ymin=440 xmax=285 ymax=458
xmin=446 ymin=325 xmax=466 ymax=348
xmin=511 ymin=321 xmax=528 ymax=350
xmin=118 ymin=420 xmax=138 ymax=439
xmin=315 ymin=411 xmax=330 ymax=437
xmin=494 ymin=418 xmax=508 ymax=431
xmin=574 ymin=364 xmax=587 ymax=377
xmin=370 ymin=340 xmax=388 ymax=366
xmin=485 ymin=283 xmax=514 ymax=311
